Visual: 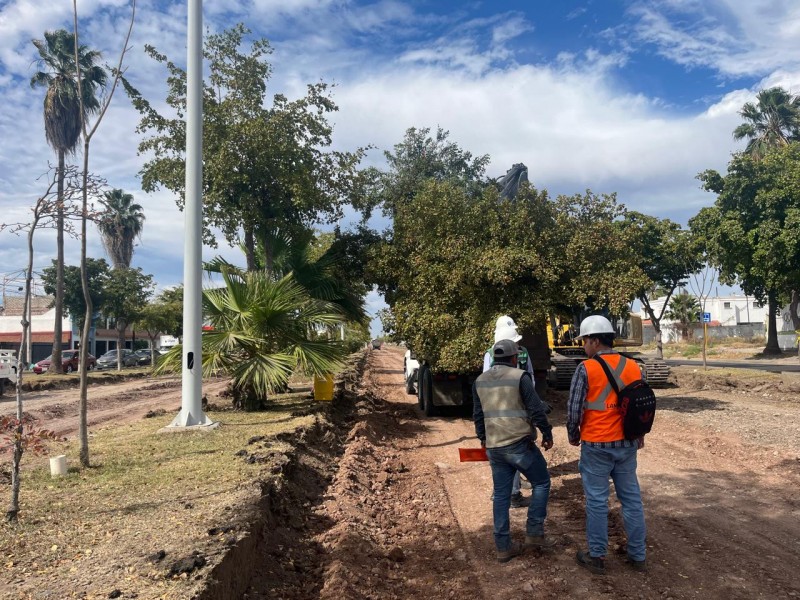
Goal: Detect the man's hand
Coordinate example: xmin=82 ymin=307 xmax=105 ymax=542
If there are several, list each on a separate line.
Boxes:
xmin=569 ymin=439 xmax=580 ymax=447
xmin=541 ymin=439 xmax=553 ymax=451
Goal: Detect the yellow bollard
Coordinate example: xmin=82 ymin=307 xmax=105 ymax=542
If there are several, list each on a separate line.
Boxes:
xmin=313 ymin=373 xmax=335 ymax=401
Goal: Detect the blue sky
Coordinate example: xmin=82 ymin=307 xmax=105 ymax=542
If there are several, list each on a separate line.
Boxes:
xmin=1 ymin=0 xmax=799 ymax=334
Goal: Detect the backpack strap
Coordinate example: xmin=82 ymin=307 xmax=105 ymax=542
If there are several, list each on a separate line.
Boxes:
xmin=592 ymin=355 xmax=627 ymax=393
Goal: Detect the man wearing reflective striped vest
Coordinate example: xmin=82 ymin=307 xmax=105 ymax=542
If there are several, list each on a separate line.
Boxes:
xmin=483 ymin=315 xmax=535 ymax=508
xmin=473 ymin=339 xmax=555 ymax=563
xmin=567 ymin=315 xmax=647 ymax=576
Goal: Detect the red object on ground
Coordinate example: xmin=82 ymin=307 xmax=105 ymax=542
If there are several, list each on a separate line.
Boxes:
xmin=458 ymin=447 xmax=488 ymax=462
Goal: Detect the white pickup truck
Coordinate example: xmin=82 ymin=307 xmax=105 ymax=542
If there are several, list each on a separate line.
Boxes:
xmin=403 ymin=348 xmax=420 ymax=396
xmin=0 ymin=351 xmax=15 ymax=395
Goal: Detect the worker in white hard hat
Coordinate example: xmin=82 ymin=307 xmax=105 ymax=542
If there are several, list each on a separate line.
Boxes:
xmin=567 ymin=315 xmax=647 ymax=576
xmin=482 ymin=315 xmax=534 ymax=508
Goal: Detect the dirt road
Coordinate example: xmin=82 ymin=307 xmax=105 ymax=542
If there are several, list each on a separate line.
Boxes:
xmin=294 ymin=346 xmax=800 ymax=599
xmin=0 ymin=376 xmax=229 ymax=438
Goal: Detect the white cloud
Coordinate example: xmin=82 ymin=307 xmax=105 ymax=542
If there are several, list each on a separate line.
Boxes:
xmin=629 ymin=0 xmax=800 ymax=77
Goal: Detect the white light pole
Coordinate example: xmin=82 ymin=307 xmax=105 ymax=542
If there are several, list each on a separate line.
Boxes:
xmin=170 ymin=0 xmax=213 ymax=428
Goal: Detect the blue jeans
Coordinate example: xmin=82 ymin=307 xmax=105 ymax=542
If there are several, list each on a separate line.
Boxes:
xmin=486 ymin=436 xmax=551 ymax=551
xmin=579 ymin=444 xmax=646 ymax=561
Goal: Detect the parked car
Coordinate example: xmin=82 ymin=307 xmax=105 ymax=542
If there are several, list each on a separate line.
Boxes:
xmin=33 ymin=350 xmax=96 ymax=374
xmin=133 ymin=348 xmax=161 ymax=366
xmin=95 ymin=349 xmax=138 ymax=370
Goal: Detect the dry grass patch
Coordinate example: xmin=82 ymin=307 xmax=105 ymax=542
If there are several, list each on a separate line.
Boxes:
xmin=1 ymin=391 xmax=325 ymax=599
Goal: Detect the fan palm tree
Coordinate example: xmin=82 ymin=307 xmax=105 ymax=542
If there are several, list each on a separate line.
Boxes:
xmin=97 ymin=189 xmax=145 ymax=269
xmin=157 ymin=271 xmax=346 ymax=410
xmin=665 ymin=292 xmax=700 ymax=341
xmin=205 ymin=227 xmax=366 ymax=324
xmin=733 ymin=87 xmax=800 ymax=159
xmin=31 ymin=29 xmax=107 ymax=373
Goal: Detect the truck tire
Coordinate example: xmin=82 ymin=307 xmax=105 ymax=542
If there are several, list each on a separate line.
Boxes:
xmin=417 ymin=365 xmax=426 ymax=409
xmin=421 ymin=368 xmax=437 ymax=417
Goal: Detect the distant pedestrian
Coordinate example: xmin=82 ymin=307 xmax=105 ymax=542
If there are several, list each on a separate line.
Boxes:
xmin=567 ymin=315 xmax=648 ymax=575
xmin=473 ymin=339 xmax=555 ymax=563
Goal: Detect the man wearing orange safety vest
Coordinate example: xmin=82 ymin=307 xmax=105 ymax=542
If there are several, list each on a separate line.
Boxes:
xmin=567 ymin=315 xmax=647 ymax=576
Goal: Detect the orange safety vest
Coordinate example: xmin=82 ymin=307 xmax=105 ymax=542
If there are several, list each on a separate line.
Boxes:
xmin=580 ymin=353 xmax=642 ymax=442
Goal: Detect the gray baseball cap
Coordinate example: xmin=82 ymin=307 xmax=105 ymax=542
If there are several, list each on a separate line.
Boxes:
xmin=493 ymin=339 xmax=519 ymax=358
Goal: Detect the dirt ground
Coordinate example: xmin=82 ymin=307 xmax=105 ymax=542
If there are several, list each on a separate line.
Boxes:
xmin=260 ymin=346 xmax=800 ymax=600
xmin=4 ymin=347 xmax=800 ymax=599
xmin=0 ymin=375 xmax=229 ymax=438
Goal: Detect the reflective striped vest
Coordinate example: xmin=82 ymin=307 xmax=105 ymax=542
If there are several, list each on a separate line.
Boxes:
xmin=580 ymin=354 xmax=642 ymax=442
xmin=475 ymin=365 xmax=530 ymax=448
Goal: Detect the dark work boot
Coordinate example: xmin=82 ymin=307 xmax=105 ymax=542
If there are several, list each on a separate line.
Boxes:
xmin=524 ymin=535 xmax=556 ymax=550
xmin=496 ymin=542 xmax=524 ymax=563
xmin=626 ymin=556 xmax=647 ymax=572
xmin=510 ymin=492 xmax=528 ymax=508
xmin=576 ymin=550 xmax=606 ymax=575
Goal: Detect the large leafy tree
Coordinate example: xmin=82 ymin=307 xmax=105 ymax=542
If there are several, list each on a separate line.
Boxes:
xmin=549 ymin=191 xmax=649 ymax=319
xmin=733 ymin=87 xmax=800 ymax=159
xmin=123 ymin=24 xmax=367 ymax=271
xmin=96 ymin=189 xmax=145 ymax=269
xmin=360 ymin=126 xmax=490 ymax=219
xmin=377 ymin=180 xmax=561 ymax=373
xmin=41 ymin=258 xmax=109 ymax=332
xmin=158 ymin=271 xmax=347 ymax=410
xmin=694 ymin=143 xmax=800 ymax=354
xmin=102 ymin=268 xmax=154 ymax=369
xmin=623 ymin=212 xmax=702 ymax=357
xmin=31 ymin=29 xmax=107 ymax=373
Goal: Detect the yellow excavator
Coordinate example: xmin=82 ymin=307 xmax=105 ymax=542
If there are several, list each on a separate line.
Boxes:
xmin=547 ymin=313 xmax=670 ymax=389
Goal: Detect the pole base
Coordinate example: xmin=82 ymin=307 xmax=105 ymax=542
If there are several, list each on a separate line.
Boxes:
xmin=164 ymin=408 xmax=217 ymax=429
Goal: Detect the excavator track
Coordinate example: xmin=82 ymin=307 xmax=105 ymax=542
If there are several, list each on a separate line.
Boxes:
xmin=620 ymin=352 xmax=671 ymax=387
xmin=550 ymin=352 xmax=671 ymax=390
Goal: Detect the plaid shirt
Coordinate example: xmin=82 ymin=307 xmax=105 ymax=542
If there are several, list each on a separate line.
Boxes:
xmin=566 ymin=351 xmax=638 ymax=449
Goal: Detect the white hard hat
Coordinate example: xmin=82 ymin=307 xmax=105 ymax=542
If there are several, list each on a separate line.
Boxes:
xmin=575 ymin=315 xmax=616 ymax=340
xmin=495 ymin=315 xmax=517 ymax=330
xmin=494 ymin=325 xmax=522 ymax=344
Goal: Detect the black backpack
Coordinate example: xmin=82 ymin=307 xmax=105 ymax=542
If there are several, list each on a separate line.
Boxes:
xmin=593 ymin=356 xmax=656 ymax=440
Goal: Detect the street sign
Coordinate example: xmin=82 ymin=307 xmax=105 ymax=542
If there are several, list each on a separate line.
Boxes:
xmin=703 ymin=312 xmax=711 ymax=323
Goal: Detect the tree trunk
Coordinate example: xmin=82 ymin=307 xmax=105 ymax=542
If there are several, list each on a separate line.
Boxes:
xmin=790 ymin=290 xmax=800 ymax=359
xmin=764 ymin=291 xmax=782 ymax=355
xmin=117 ymin=321 xmax=126 ymax=371
xmin=79 ymin=140 xmax=92 ymax=468
xmin=654 ymin=323 xmax=663 ymax=359
xmin=8 ymin=205 xmax=41 ymax=521
xmin=51 ymin=151 xmax=66 ymax=374
xmin=244 ymin=227 xmax=255 ymax=272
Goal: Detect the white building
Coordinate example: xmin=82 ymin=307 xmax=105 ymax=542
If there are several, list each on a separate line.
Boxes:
xmin=640 ymin=293 xmax=772 ymax=343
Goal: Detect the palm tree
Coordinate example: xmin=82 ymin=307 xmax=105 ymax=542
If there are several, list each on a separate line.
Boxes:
xmin=31 ymin=29 xmax=107 ymax=373
xmin=97 ymin=189 xmax=145 ymax=269
xmin=157 ymin=271 xmax=346 ymax=410
xmin=665 ymin=292 xmax=700 ymax=341
xmin=733 ymin=87 xmax=800 ymax=159
xmin=205 ymin=227 xmax=366 ymax=324
xmin=732 ymin=87 xmax=800 ymax=354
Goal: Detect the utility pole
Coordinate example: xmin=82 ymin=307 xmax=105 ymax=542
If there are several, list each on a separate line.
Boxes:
xmin=169 ymin=0 xmax=213 ymax=429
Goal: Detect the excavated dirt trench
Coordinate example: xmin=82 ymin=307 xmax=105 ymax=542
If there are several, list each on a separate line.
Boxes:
xmin=199 ymin=347 xmax=800 ymax=600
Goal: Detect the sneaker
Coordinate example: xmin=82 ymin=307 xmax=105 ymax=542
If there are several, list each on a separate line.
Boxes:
xmin=575 ymin=550 xmax=605 ymax=575
xmin=510 ymin=492 xmax=528 ymax=508
xmin=523 ymin=535 xmax=556 ymax=549
xmin=496 ymin=543 xmax=524 ymax=563
xmin=626 ymin=556 xmax=647 ymax=572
